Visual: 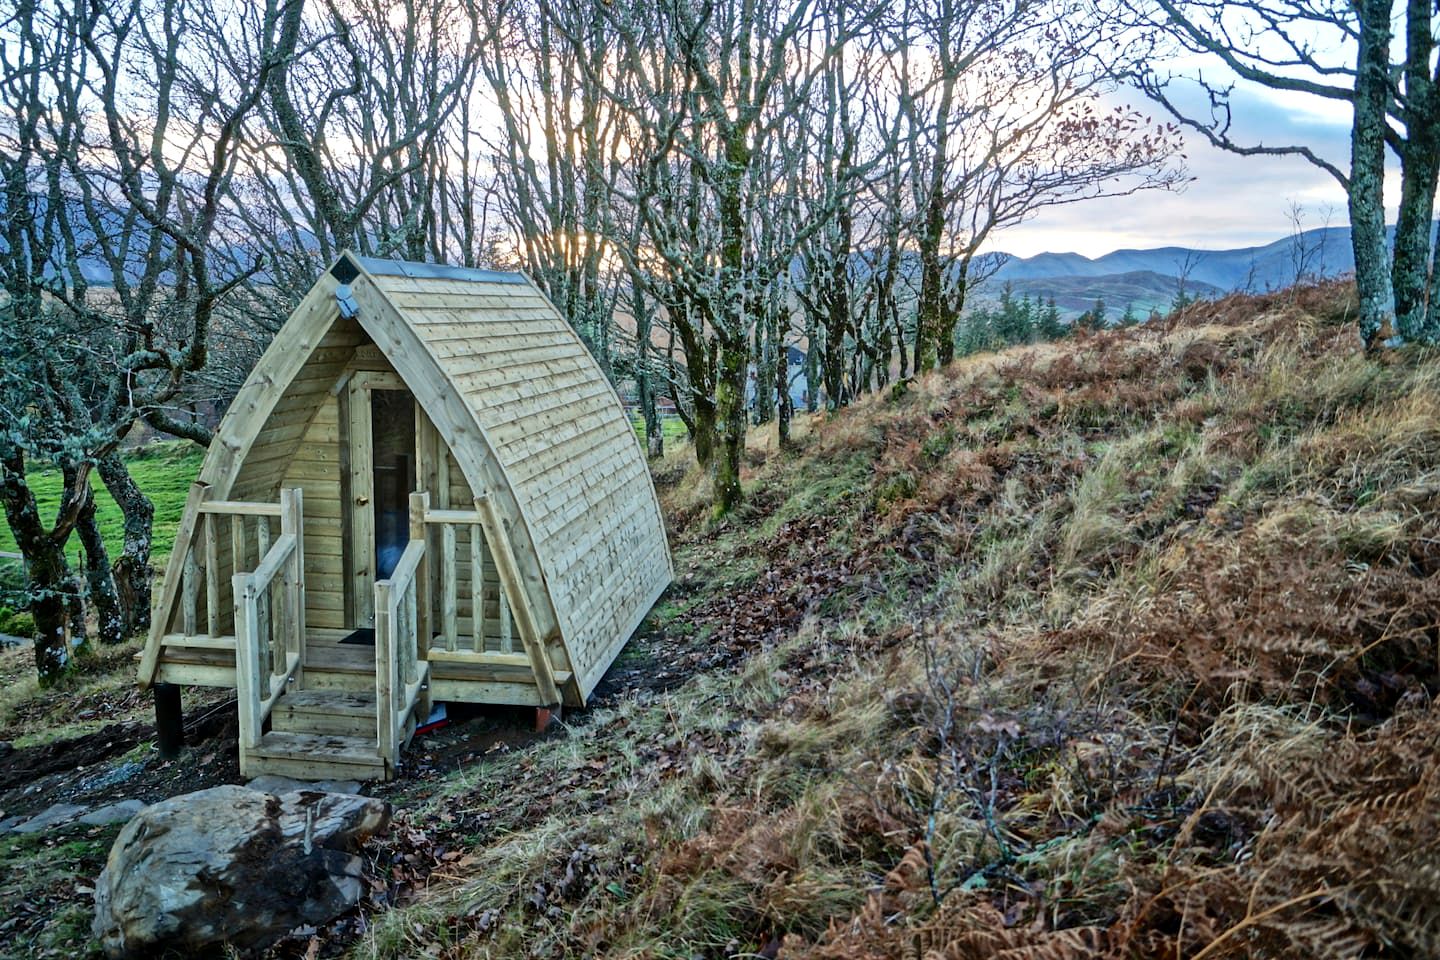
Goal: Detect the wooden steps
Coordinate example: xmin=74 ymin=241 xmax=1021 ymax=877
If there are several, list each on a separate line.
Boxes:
xmin=244 ymin=730 xmax=386 ymax=781
xmin=272 ymin=689 xmax=376 ymax=737
xmin=243 ymin=688 xmax=387 ymax=780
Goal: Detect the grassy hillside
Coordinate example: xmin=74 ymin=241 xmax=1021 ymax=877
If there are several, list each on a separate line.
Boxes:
xmin=0 ymin=442 xmax=204 ymax=571
xmin=357 ymin=280 xmax=1438 ymax=959
xmin=990 ymin=269 xmax=1224 ymax=316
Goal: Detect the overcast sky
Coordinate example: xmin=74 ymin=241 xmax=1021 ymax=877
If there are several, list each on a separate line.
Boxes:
xmin=991 ymin=84 xmax=1375 ymax=259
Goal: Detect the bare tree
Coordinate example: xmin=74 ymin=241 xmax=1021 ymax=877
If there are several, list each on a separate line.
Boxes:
xmin=476 ymin=0 xmax=626 ymax=371
xmin=900 ymin=0 xmax=1185 ymax=371
xmin=1130 ymin=0 xmax=1440 ymax=343
xmin=0 ymin=0 xmax=295 ymax=680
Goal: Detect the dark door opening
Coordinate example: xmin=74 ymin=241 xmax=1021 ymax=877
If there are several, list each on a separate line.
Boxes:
xmin=371 ymin=389 xmax=416 ymax=580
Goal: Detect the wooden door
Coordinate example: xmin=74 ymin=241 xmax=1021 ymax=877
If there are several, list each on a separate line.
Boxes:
xmin=345 ymin=371 xmax=414 ymax=627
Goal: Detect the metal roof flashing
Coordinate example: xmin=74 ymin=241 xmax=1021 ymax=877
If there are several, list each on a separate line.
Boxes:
xmin=352 ymin=256 xmax=528 ymax=285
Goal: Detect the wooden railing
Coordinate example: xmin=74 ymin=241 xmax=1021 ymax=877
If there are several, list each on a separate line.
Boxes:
xmin=232 ymin=489 xmax=306 ymax=750
xmin=417 ymin=492 xmax=513 ymax=656
xmin=411 ymin=491 xmax=561 ymax=707
xmin=374 ymin=537 xmax=430 ymax=765
xmin=171 ymin=491 xmax=284 ymax=646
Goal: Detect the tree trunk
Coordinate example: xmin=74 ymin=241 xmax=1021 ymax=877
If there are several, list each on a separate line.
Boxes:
xmin=1430 ymin=219 xmax=1440 ymax=332
xmin=713 ymin=331 xmax=748 ymax=516
xmin=1351 ymin=0 xmax=1394 ymax=345
xmin=632 ymin=283 xmax=664 ymax=459
xmin=691 ymin=392 xmax=717 ymax=469
xmin=803 ymin=312 xmax=820 ymax=413
xmin=1392 ymin=0 xmax=1438 ymax=342
xmin=915 ymin=210 xmax=943 ymax=373
xmin=936 ymin=264 xmax=968 ymax=367
xmin=751 ymin=314 xmax=776 ymax=425
xmin=0 ymin=454 xmax=80 ymax=683
xmin=776 ymin=340 xmax=793 ymax=449
xmin=98 ymin=451 xmax=154 ymax=633
xmin=712 ymin=130 xmax=751 ymax=516
xmin=73 ymin=474 xmax=123 ymax=645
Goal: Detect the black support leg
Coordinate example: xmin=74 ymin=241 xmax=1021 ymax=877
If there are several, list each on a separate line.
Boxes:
xmin=154 ymin=683 xmax=184 ymax=759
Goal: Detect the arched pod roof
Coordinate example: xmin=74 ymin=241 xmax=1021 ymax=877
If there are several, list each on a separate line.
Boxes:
xmin=196 ymin=252 xmax=672 ymax=703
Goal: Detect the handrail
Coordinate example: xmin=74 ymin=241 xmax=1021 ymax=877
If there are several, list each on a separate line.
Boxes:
xmin=232 ymin=489 xmax=304 ymax=752
xmin=375 ymin=536 xmax=429 ymax=769
xmin=199 ymin=500 xmax=284 ymax=517
xmin=250 ymin=533 xmax=297 ymax=588
xmin=382 ymin=539 xmax=425 ymax=591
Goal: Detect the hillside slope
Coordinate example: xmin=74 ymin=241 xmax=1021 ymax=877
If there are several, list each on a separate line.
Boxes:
xmin=355 ymin=281 xmax=1437 ymax=960
xmin=990 ymin=269 xmax=1224 ymax=314
xmin=989 ymin=226 xmax=1360 ymax=290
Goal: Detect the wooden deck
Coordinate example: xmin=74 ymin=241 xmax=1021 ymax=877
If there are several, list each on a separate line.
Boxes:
xmin=153 ymin=625 xmax=569 ymax=705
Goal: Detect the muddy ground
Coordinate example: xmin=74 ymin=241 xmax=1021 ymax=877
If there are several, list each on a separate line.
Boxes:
xmin=0 ymin=617 xmax=708 ymax=959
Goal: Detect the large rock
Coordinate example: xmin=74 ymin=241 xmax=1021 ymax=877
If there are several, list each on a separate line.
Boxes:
xmin=92 ymin=784 xmax=390 ymax=958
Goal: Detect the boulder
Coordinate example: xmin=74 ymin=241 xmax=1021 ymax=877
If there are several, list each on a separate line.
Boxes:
xmin=92 ymin=784 xmax=390 ymax=958
xmin=78 ymin=799 xmax=147 ymax=826
xmin=11 ymin=802 xmax=88 ymax=833
xmin=246 ymin=774 xmax=362 ymax=796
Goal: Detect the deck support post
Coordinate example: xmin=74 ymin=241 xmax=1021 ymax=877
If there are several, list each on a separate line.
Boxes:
xmin=154 ymin=682 xmax=184 ymax=758
xmin=536 ymin=705 xmax=560 ymax=732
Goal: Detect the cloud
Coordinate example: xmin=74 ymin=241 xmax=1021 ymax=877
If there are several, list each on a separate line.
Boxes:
xmin=990 ymin=84 xmax=1379 ymax=258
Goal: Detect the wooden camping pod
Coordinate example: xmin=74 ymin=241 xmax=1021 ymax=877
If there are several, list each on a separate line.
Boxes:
xmin=138 ymin=253 xmax=672 ymax=780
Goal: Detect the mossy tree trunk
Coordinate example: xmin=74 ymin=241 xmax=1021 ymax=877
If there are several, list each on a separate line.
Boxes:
xmin=0 ymin=452 xmax=85 ymax=684
xmin=713 ymin=131 xmax=752 ymax=516
xmin=98 ymin=451 xmax=154 ymax=633
xmin=1392 ymin=0 xmax=1438 ymax=342
xmin=1350 ymin=0 xmax=1395 ymax=345
xmin=72 ymin=468 xmax=123 ymax=646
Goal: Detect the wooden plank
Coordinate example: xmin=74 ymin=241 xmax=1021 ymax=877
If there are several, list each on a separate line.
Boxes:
xmin=424 ymin=508 xmax=485 ymax=524
xmin=409 ymin=492 xmax=431 ymax=666
xmin=476 ymin=496 xmax=560 ymax=706
xmin=470 ymin=523 xmax=485 ymax=654
xmin=230 ymin=515 xmax=248 ymax=575
xmin=233 ymin=573 xmax=261 ymax=750
xmin=251 ymin=730 xmax=384 ymax=767
xmin=156 ymin=662 xmax=235 ymax=687
xmin=499 ymin=577 xmax=512 ymax=653
xmin=281 ymin=487 xmax=306 ymax=687
xmin=348 ymin=374 xmax=374 ymax=626
xmin=201 ymin=500 xmax=283 ymax=517
xmin=182 ymin=544 xmax=199 ymax=638
xmin=374 ymin=580 xmax=396 ymax=764
xmin=161 ymin=633 xmax=236 ymax=650
xmin=426 ymin=649 xmax=530 ymax=668
xmin=441 ymin=522 xmax=457 ymax=648
xmin=203 ymin=514 xmax=220 ymax=637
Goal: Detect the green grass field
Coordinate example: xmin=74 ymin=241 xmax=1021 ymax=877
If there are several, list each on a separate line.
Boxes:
xmin=630 ymin=411 xmax=690 ymax=446
xmin=0 ymin=442 xmax=205 ymax=570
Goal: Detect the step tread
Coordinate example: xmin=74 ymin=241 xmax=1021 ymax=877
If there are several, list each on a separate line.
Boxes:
xmin=252 ymin=731 xmax=384 ymax=767
xmin=276 ymin=689 xmax=377 ymax=714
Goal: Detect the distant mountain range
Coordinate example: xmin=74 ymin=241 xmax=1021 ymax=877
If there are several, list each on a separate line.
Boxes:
xmin=977 ymin=226 xmax=1359 ymax=316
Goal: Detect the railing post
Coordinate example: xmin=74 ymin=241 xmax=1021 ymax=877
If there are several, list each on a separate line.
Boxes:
xmin=232 ymin=573 xmax=261 ymax=750
xmin=255 ymin=516 xmax=271 ymax=660
xmin=203 ymin=513 xmax=220 ymax=638
xmin=182 ymin=544 xmax=199 ymax=637
xmin=478 ymin=500 xmax=495 ymax=656
xmin=280 ymin=488 xmax=305 ymax=683
xmin=442 ymin=521 xmax=457 ymax=649
xmin=374 ymin=580 xmax=397 ymax=766
xmin=409 ymin=492 xmax=430 ymax=660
